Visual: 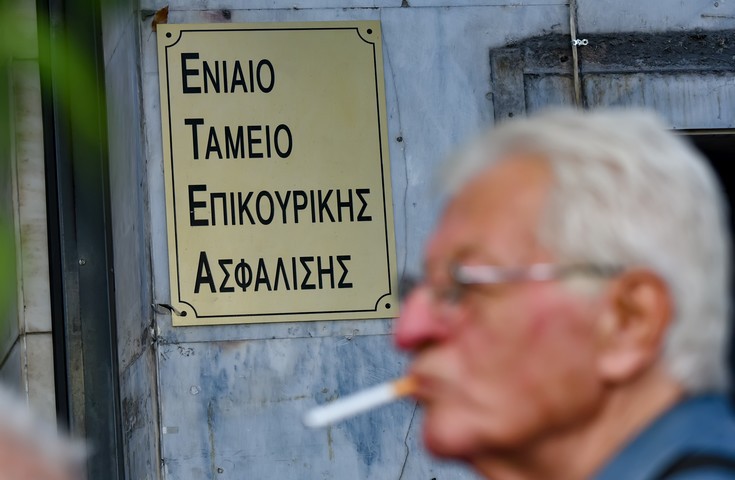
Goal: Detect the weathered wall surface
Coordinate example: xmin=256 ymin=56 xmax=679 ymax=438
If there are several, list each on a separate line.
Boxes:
xmin=102 ymin=0 xmax=162 ymax=478
xmin=491 ymin=28 xmax=735 ymax=128
xmin=101 ymin=0 xmax=735 ymax=479
xmin=578 ymin=0 xmax=734 ymax=33
xmin=139 ymin=3 xmax=569 ymax=479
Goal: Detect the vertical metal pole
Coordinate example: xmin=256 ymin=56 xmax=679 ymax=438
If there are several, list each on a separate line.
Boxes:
xmin=569 ymin=0 xmax=582 ymax=108
xmin=36 ymin=0 xmax=72 ymax=433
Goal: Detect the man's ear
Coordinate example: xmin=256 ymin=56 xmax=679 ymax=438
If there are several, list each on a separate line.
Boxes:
xmin=596 ymin=269 xmax=673 ymax=383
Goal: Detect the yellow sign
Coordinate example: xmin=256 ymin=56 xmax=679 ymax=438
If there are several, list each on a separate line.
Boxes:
xmin=157 ymin=21 xmax=398 ymax=326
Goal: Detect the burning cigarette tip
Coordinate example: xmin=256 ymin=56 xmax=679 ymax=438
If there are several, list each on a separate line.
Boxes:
xmin=393 ymin=376 xmax=417 ymax=397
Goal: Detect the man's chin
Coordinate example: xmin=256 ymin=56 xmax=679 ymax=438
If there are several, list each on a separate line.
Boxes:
xmin=422 ymin=409 xmax=522 ymax=462
xmin=422 ymin=413 xmax=483 ymax=460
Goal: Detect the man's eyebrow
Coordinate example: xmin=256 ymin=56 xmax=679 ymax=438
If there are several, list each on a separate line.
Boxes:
xmin=450 ymin=249 xmax=506 ymax=268
xmin=422 ymin=252 xmax=471 ymax=277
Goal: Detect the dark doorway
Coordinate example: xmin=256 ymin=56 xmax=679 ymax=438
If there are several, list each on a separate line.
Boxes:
xmin=686 ymin=132 xmax=735 ymax=388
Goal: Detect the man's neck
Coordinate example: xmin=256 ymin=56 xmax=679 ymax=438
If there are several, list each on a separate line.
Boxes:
xmin=471 ymin=368 xmax=684 ymax=480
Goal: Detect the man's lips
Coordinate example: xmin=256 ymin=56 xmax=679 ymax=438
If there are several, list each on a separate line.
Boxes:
xmin=408 ymin=368 xmax=446 ymax=403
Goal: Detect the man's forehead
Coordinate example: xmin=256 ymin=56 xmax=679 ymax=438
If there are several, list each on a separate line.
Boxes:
xmin=426 ymin=155 xmax=553 ymax=270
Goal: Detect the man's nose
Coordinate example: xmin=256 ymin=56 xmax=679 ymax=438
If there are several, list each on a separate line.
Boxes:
xmin=394 ymin=286 xmax=452 ymax=351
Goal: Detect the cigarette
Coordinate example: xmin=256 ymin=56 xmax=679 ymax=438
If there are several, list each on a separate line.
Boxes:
xmin=303 ymin=376 xmax=417 ymax=428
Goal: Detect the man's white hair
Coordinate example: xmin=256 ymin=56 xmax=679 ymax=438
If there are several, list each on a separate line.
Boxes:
xmin=443 ymin=108 xmax=732 ymax=393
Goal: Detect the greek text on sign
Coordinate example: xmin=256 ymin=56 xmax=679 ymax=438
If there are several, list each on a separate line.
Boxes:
xmin=157 ymin=21 xmax=398 ymax=326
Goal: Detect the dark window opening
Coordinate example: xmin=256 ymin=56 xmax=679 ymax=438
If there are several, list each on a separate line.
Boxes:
xmin=687 ymin=132 xmax=735 ymax=389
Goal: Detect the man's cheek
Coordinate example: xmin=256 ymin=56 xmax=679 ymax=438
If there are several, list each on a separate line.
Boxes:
xmin=525 ymin=290 xmax=592 ymax=344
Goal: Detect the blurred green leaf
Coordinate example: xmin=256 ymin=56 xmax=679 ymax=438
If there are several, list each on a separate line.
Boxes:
xmin=36 ymin=17 xmax=105 ymax=149
xmin=0 ymin=0 xmax=14 ymax=333
xmin=0 ymin=0 xmax=107 ymax=331
xmin=0 ymin=221 xmax=15 ymax=327
xmin=1 ymin=0 xmax=105 ymax=147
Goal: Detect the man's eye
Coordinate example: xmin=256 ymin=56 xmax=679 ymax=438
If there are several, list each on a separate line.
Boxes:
xmin=437 ymin=284 xmax=465 ymax=304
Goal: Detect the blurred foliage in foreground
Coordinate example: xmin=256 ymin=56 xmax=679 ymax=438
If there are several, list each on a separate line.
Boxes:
xmin=0 ymin=0 xmax=107 ymax=334
xmin=0 ymin=0 xmax=19 ymax=334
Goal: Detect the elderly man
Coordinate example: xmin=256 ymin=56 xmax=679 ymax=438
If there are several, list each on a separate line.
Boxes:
xmin=394 ymin=109 xmax=735 ymax=479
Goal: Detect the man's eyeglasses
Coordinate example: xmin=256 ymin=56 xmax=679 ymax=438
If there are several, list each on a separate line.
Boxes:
xmin=399 ymin=263 xmax=623 ymax=301
xmin=454 ymin=263 xmax=623 ymax=285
